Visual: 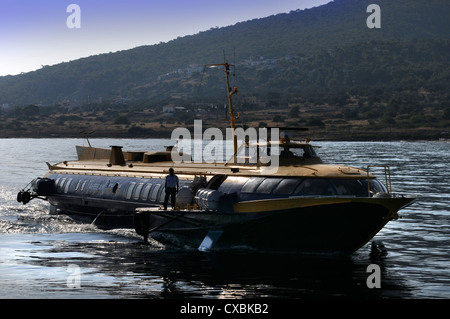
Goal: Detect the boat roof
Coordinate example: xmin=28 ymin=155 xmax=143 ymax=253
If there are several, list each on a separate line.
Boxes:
xmin=49 ymin=143 xmax=376 ymax=180
xmin=47 ymin=158 xmax=372 ymax=180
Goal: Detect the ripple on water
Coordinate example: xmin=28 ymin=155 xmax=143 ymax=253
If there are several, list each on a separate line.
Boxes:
xmin=0 ymin=140 xmax=449 ymax=299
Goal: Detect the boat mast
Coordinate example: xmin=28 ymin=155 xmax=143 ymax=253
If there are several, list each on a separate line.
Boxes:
xmin=206 ymin=62 xmax=238 ymax=163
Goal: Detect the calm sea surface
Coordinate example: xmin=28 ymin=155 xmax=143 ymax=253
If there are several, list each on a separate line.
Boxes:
xmin=0 ymin=138 xmax=449 ymax=300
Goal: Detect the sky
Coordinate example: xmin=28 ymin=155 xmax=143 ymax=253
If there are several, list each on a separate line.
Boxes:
xmin=0 ymin=0 xmax=331 ymax=76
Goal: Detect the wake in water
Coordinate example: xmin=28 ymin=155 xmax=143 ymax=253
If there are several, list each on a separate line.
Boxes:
xmin=0 ymin=185 xmax=147 ymax=244
xmin=1 ymin=196 xmax=91 ymax=234
xmin=1 ymin=140 xmax=450 ymax=298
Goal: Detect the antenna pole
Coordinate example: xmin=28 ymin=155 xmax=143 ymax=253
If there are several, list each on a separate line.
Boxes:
xmin=205 ymin=62 xmax=238 ymax=163
xmin=225 ymin=62 xmax=238 ymax=164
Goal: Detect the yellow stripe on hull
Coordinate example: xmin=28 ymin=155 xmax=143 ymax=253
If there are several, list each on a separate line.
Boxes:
xmin=234 ymin=196 xmax=415 ymax=219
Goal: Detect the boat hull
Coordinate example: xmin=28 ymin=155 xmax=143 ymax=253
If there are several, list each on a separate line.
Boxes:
xmin=140 ymin=197 xmax=414 ymax=254
xmin=47 ymin=193 xmax=414 ymax=254
xmin=47 ymin=195 xmax=146 ymax=228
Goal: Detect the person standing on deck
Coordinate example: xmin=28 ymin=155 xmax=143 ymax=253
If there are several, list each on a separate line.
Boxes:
xmin=164 ymin=168 xmax=179 ymax=210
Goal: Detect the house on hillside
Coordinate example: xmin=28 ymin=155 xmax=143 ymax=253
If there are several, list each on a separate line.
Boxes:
xmin=60 ymin=99 xmax=81 ymax=111
xmin=162 ymin=104 xmax=187 ymax=117
xmin=162 ymin=105 xmax=175 ymax=113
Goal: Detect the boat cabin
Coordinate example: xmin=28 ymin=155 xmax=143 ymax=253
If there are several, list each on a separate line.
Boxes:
xmin=233 ymin=139 xmax=323 ymax=166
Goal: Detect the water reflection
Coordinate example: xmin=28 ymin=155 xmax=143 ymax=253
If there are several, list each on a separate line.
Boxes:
xmin=1 ymin=140 xmax=450 ymax=299
xmin=14 ymin=234 xmax=414 ymax=299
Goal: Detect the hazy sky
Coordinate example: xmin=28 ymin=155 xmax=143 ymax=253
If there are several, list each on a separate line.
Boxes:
xmin=0 ymin=0 xmax=331 ymax=76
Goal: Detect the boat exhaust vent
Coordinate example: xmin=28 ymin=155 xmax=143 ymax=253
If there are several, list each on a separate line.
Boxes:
xmin=109 ymin=145 xmax=126 ymax=166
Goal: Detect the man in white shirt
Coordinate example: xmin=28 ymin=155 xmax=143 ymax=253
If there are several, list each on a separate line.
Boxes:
xmin=164 ymin=168 xmax=179 ymax=210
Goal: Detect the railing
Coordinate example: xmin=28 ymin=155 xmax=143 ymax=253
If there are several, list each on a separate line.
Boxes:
xmin=367 ymin=165 xmax=392 ymax=196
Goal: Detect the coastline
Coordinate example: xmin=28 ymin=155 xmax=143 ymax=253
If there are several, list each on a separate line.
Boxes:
xmin=0 ymin=126 xmax=446 ymax=141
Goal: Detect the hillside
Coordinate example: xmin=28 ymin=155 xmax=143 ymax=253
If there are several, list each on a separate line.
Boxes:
xmin=0 ymin=0 xmax=449 ymax=140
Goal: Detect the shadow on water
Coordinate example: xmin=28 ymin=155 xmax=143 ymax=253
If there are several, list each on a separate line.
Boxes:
xmin=12 ymin=234 xmax=414 ymax=299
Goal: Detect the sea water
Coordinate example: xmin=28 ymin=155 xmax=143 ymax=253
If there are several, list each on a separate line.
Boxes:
xmin=0 ymin=139 xmax=449 ymax=299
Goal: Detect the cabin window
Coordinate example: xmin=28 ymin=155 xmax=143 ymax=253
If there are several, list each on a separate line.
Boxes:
xmin=286 ymin=145 xmax=319 ymax=159
xmin=255 ymin=178 xmax=282 ymax=194
xmin=80 ymin=180 xmax=87 ymax=192
xmin=133 ymin=183 xmax=144 ymax=200
xmin=241 ymin=177 xmax=265 ymax=193
xmin=332 ymin=179 xmax=367 ymax=197
xmin=308 ymin=145 xmax=318 ymax=157
xmin=217 ymin=177 xmax=247 ymax=194
xmin=272 ymin=178 xmax=302 ymax=195
xmin=126 ymin=182 xmax=136 ymax=200
xmin=141 ymin=183 xmax=152 ymax=201
xmin=74 ymin=180 xmax=81 ymax=191
xmin=293 ymin=179 xmax=334 ymax=196
xmin=206 ymin=174 xmax=227 ymax=190
xmin=57 ymin=178 xmax=66 ymax=193
xmin=159 ymin=187 xmax=166 ymax=202
xmin=150 ymin=184 xmax=161 ymax=201
xmin=64 ymin=178 xmax=72 ymax=194
xmin=369 ymin=179 xmax=387 ymax=195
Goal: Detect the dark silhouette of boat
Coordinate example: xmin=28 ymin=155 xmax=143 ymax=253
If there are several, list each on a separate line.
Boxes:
xmin=17 ymin=63 xmax=415 ymax=253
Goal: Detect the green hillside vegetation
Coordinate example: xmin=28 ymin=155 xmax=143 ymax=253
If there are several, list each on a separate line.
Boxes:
xmin=0 ymin=0 xmax=449 ymax=139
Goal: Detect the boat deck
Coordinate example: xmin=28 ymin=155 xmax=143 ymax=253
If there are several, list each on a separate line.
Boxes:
xmin=47 ymin=159 xmax=373 ymax=179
